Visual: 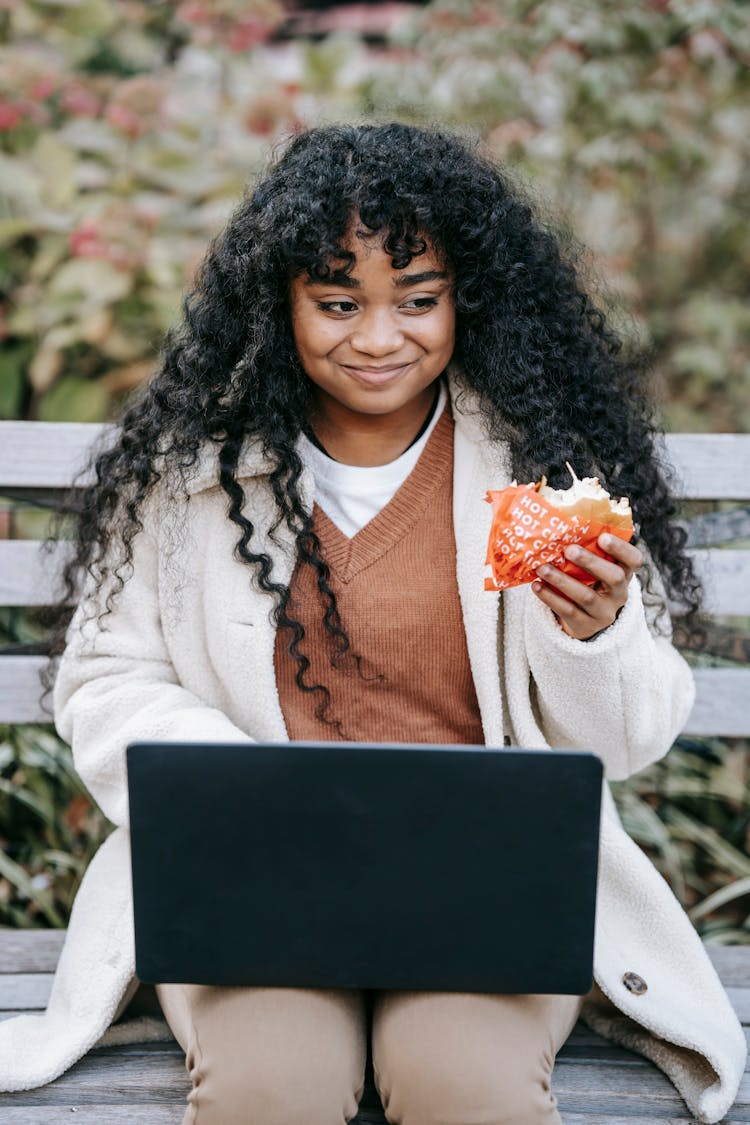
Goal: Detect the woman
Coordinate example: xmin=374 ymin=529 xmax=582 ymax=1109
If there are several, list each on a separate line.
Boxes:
xmin=0 ymin=123 xmax=744 ymax=1124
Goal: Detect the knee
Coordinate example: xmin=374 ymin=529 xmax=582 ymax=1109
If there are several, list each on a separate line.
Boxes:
xmin=377 ymin=1050 xmax=559 ymax=1125
xmin=185 ymin=1041 xmax=363 ymax=1125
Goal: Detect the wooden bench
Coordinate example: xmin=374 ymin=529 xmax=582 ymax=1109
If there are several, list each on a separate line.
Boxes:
xmin=0 ymin=930 xmax=747 ymax=1123
xmin=1 ymin=421 xmax=749 ymax=1123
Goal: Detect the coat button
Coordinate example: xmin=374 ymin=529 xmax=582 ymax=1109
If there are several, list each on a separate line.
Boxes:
xmin=622 ymin=972 xmax=648 ymax=995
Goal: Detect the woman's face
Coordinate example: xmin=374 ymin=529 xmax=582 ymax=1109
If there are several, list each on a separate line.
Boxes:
xmin=288 ymin=232 xmax=455 ymax=448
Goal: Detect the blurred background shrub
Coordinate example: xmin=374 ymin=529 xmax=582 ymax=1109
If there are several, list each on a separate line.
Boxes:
xmin=0 ymin=0 xmax=748 ymax=939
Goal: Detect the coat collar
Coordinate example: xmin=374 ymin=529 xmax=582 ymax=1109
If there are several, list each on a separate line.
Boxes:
xmin=182 ymin=367 xmax=509 ymax=497
xmin=183 ymin=436 xmax=276 ymax=495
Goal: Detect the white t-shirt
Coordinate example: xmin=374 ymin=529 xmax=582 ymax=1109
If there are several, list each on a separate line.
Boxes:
xmin=298 ymin=382 xmax=448 ymax=539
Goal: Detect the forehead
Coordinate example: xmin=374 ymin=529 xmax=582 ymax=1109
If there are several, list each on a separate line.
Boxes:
xmin=296 ymin=230 xmax=449 ymax=289
xmin=346 ymin=226 xmax=445 ymax=267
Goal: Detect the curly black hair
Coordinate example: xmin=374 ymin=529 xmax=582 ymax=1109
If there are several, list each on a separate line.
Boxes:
xmin=49 ymin=122 xmax=701 ymax=722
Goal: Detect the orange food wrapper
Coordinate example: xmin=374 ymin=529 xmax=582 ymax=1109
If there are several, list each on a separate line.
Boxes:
xmin=484 ymin=484 xmax=634 ymax=592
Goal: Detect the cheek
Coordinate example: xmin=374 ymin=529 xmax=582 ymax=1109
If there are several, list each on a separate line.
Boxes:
xmin=426 ymin=308 xmax=456 ymax=354
xmin=293 ymin=317 xmax=346 ymax=360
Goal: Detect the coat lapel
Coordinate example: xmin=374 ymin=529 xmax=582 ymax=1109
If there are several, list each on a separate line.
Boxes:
xmin=449 ymin=379 xmax=511 ymax=748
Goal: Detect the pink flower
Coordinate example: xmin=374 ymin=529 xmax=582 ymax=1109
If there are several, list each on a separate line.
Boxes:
xmin=70 ymin=223 xmax=109 ymax=260
xmin=60 ymin=81 xmax=101 ymax=118
xmin=105 ymin=75 xmax=166 ymax=137
xmin=177 ymin=1 xmax=213 ymax=25
xmin=30 ymin=76 xmax=57 ymax=100
xmin=105 ymin=102 xmax=145 ymax=137
xmin=227 ymin=15 xmax=274 ymax=51
xmin=0 ymin=100 xmax=23 ymax=130
xmin=688 ymin=28 xmax=727 ymax=61
xmin=70 ymin=209 xmax=149 ymax=272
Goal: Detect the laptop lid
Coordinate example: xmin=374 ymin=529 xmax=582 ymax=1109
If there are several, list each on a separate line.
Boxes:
xmin=126 ymin=742 xmax=602 ymax=995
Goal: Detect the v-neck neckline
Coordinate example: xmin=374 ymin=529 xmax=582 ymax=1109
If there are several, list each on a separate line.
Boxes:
xmin=312 ymin=405 xmax=454 ymax=584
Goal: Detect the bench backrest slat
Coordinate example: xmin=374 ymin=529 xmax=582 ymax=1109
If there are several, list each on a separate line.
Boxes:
xmin=1 ymin=423 xmax=749 ymax=498
xmin=1 ymin=541 xmax=748 ymax=616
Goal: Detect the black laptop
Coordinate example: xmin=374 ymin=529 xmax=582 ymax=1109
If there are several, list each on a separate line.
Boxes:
xmin=126 ymin=741 xmax=602 ymax=995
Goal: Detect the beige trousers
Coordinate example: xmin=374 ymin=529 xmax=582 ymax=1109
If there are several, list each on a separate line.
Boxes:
xmin=155 ymin=981 xmax=584 ymax=1125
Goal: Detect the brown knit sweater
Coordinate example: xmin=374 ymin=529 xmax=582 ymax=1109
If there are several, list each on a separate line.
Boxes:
xmin=274 ymin=407 xmax=485 ymax=745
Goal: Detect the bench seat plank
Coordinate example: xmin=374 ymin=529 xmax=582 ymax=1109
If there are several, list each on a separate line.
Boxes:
xmin=1 ymin=929 xmax=748 ymax=979
xmin=0 ymin=930 xmax=65 ymax=972
xmin=562 ymin=1118 xmax=745 ymax=1125
xmin=0 ymin=974 xmax=53 ymax=1010
xmin=0 ymin=1111 xmax=185 ymax=1124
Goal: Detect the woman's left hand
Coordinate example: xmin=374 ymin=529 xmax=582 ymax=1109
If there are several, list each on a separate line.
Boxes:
xmin=531 ymin=534 xmax=644 ymax=641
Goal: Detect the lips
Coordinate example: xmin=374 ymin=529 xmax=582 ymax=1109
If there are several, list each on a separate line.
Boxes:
xmin=341 ymin=361 xmax=415 ymax=386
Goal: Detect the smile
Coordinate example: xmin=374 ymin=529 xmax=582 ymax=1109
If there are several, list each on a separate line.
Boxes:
xmin=340 ymin=362 xmax=415 ymax=386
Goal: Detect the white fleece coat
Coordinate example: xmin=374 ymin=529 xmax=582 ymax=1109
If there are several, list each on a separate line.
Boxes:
xmin=0 ymin=382 xmax=744 ymax=1123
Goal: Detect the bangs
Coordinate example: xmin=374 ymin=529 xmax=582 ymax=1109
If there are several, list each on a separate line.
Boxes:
xmin=295 ymin=211 xmax=442 ymax=284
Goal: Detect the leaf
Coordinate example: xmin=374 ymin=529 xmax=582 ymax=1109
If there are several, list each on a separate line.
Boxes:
xmin=689 ymin=876 xmax=750 ymax=923
xmin=28 ymin=346 xmax=63 ymax=395
xmin=613 ymin=788 xmax=687 ymax=902
xmin=0 ymin=155 xmax=42 ymax=216
xmin=58 ymin=117 xmax=125 ymax=156
xmin=0 ymin=777 xmax=48 ymax=820
xmin=667 ymin=807 xmax=750 ymax=880
xmin=49 ymin=259 xmax=133 ymax=305
xmin=0 ymin=216 xmax=34 ymax=247
xmin=38 ymin=375 xmax=110 ymax=422
xmin=40 ymin=849 xmax=83 ymax=872
xmin=0 ymin=342 xmax=33 ymax=418
xmin=29 ymin=134 xmax=77 ymax=211
xmin=0 ymin=849 xmax=64 ymax=927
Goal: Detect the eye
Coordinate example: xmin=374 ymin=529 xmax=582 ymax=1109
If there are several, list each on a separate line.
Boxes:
xmin=316 ymin=300 xmax=358 ymax=315
xmin=401 ymin=297 xmax=439 ymax=312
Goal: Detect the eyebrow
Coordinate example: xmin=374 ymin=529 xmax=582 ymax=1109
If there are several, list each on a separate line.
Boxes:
xmin=394 ymin=270 xmax=449 ymax=288
xmin=304 ymin=269 xmax=449 ymax=290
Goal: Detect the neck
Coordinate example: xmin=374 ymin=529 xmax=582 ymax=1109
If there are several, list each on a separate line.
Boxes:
xmin=309 ymin=382 xmax=440 ymax=467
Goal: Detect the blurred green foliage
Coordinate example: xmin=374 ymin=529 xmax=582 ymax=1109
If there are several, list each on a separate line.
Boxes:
xmin=0 ymin=723 xmax=106 ymax=927
xmin=0 ymin=0 xmax=748 ymax=428
xmin=0 ymin=0 xmax=748 ymax=938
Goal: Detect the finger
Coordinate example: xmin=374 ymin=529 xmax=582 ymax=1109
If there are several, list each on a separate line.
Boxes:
xmin=534 ymin=567 xmax=610 ymax=623
xmin=562 ymin=545 xmax=631 ymax=589
xmin=531 ymin=580 xmax=607 ymax=639
xmin=597 ymin=534 xmax=644 ymax=570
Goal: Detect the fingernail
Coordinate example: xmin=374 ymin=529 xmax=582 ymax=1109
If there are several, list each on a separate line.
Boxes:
xmin=565 ymin=546 xmax=580 ymax=560
xmin=537 ymin=565 xmax=551 ymax=577
xmin=600 ymin=534 xmax=612 ymax=548
xmin=532 ymin=581 xmax=542 ymax=593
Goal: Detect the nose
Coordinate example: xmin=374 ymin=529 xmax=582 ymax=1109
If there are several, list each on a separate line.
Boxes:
xmin=349 ymin=307 xmax=405 ymax=357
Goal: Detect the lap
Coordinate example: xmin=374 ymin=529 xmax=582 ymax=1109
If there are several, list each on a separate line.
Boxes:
xmin=157 ymin=980 xmax=584 ymax=1124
